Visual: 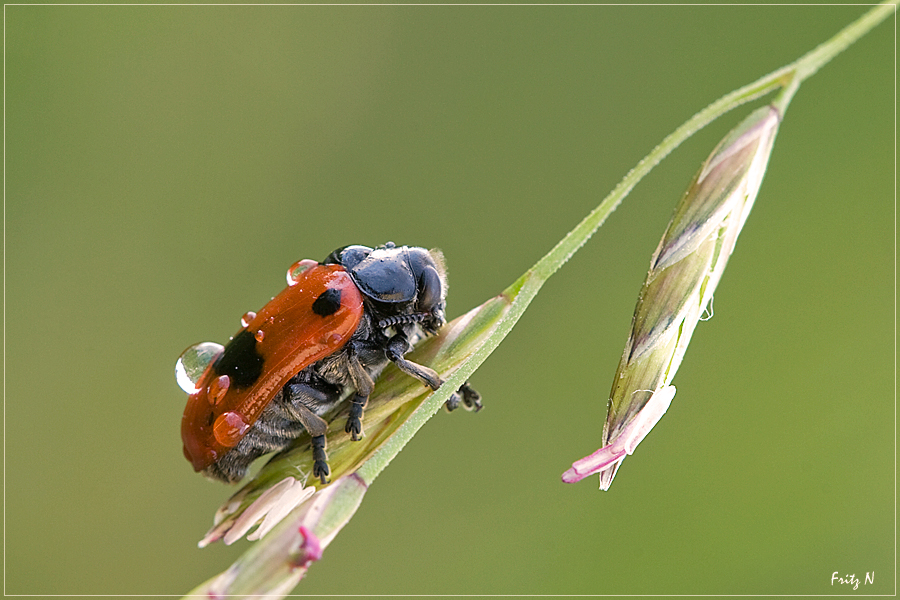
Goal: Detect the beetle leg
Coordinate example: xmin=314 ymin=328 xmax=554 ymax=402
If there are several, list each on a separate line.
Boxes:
xmin=457 ymin=381 xmax=483 ymax=412
xmin=310 ymin=435 xmax=329 ymax=485
xmin=294 ymin=405 xmax=330 ymax=484
xmin=444 ymin=381 xmax=483 ymax=413
xmin=445 ymin=392 xmax=461 ymax=412
xmin=386 ymin=334 xmax=483 ymax=413
xmin=283 ymin=383 xmax=337 ymax=484
xmin=290 ymin=401 xmax=328 ymax=437
xmin=293 ymin=402 xmax=331 ymax=484
xmin=385 ymin=333 xmax=442 ymax=390
xmin=345 ymin=354 xmax=375 ymax=441
xmin=285 ymin=381 xmax=342 ymax=415
xmin=345 ymin=394 xmax=367 ymax=441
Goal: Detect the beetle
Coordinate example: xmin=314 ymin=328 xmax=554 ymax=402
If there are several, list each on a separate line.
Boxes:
xmin=178 ymin=242 xmax=481 ymax=484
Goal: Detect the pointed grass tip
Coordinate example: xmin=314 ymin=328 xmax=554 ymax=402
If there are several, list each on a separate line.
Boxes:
xmin=562 ymin=386 xmax=675 ymax=488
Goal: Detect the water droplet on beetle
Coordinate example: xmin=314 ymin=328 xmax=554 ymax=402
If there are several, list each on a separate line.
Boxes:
xmin=213 ymin=411 xmax=250 ymax=447
xmin=287 ymin=259 xmax=318 ymax=285
xmin=208 ymin=374 xmax=231 ymax=405
xmin=254 ymin=329 xmax=265 ymax=342
xmin=176 ymin=342 xmax=225 ymax=394
xmin=241 ymin=311 xmax=257 ymax=328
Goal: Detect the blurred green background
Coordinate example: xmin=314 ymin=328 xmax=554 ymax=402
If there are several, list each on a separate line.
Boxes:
xmin=4 ymin=4 xmax=893 ymax=596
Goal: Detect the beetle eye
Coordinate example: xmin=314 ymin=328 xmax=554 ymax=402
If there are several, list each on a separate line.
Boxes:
xmin=417 ymin=265 xmax=442 ymax=313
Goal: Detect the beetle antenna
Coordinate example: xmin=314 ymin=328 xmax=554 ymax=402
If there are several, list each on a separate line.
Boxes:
xmin=378 ymin=313 xmax=429 ymax=330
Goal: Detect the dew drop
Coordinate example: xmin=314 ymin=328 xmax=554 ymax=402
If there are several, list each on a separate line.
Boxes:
xmin=213 ymin=411 xmax=250 ymax=447
xmin=176 ymin=342 xmax=225 ymax=394
xmin=287 ymin=259 xmax=318 ymax=285
xmin=241 ymin=311 xmax=257 ymax=328
xmin=208 ymin=374 xmax=231 ymax=405
xmin=254 ymin=329 xmax=265 ymax=342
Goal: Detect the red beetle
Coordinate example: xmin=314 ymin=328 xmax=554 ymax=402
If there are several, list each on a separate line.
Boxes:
xmin=178 ymin=243 xmax=480 ymax=484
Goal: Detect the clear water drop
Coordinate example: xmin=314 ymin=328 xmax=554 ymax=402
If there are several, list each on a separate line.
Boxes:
xmin=175 ymin=342 xmax=224 ymax=394
xmin=213 ymin=411 xmax=250 ymax=446
xmin=208 ymin=374 xmax=231 ymax=405
xmin=286 ymin=259 xmax=318 ymax=285
xmin=254 ymin=329 xmax=265 ymax=342
xmin=241 ymin=311 xmax=257 ymax=328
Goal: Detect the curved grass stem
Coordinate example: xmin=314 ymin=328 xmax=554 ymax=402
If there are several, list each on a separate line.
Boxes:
xmin=186 ymin=4 xmax=895 ymax=596
xmin=365 ymin=1 xmax=897 ymax=488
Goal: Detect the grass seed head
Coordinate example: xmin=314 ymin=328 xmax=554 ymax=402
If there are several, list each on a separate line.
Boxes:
xmin=564 ymin=105 xmax=781 ymax=489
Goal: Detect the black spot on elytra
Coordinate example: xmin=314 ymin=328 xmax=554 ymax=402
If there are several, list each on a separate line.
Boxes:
xmin=214 ymin=329 xmax=264 ymax=388
xmin=312 ymin=287 xmax=342 ymax=317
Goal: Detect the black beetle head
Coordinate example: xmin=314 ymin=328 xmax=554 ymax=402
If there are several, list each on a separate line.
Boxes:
xmin=325 ymin=243 xmax=447 ymax=335
xmin=406 ymin=246 xmax=447 ymax=334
